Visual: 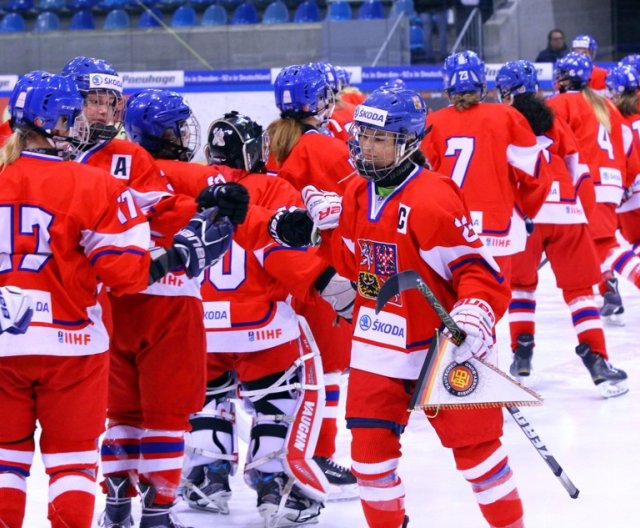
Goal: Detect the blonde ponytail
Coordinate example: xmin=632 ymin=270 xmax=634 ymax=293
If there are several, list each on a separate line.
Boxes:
xmin=267 ymin=118 xmax=304 ymax=166
xmin=582 ymin=88 xmax=611 ymax=132
xmin=0 ymin=131 xmax=27 ymax=169
xmin=450 ymin=92 xmax=482 ymax=111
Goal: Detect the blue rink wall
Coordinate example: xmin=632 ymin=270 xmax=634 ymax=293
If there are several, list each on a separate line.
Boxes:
xmin=0 ymin=62 xmax=615 ymax=162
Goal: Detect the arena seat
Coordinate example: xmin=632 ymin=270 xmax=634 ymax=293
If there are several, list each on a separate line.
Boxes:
xmin=231 ymin=2 xmax=258 ymax=25
xmin=358 ymin=0 xmax=384 ymax=20
xmin=69 ymin=9 xmax=97 ymax=29
xmin=103 ymin=7 xmax=130 ymax=28
xmin=293 ymin=0 xmax=320 ymax=23
xmin=0 ymin=12 xmax=26 ymax=32
xmin=262 ymin=0 xmax=288 ymax=24
xmin=201 ymin=3 xmax=226 ymax=25
xmin=34 ymin=10 xmax=61 ymax=31
xmin=170 ymin=4 xmax=196 ymax=26
xmin=326 ymin=1 xmax=351 ymax=21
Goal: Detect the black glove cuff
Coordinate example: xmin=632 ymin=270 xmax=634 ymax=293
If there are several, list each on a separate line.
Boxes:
xmin=148 ymin=246 xmax=183 ymax=285
xmin=314 ymin=266 xmax=337 ymax=293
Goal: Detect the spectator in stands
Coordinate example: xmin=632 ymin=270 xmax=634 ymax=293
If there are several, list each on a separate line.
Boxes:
xmin=415 ymin=0 xmax=454 ymax=63
xmin=536 ymin=29 xmax=569 ymax=63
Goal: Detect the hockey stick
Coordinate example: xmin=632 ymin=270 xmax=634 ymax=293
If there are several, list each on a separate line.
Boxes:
xmin=375 ymin=270 xmax=580 ymax=499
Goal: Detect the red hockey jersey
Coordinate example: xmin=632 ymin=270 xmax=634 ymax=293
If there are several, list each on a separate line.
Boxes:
xmin=198 ymin=171 xmax=328 ymax=353
xmin=547 ymin=92 xmax=637 ymax=206
xmin=326 ymin=101 xmax=356 ymax=142
xmin=75 ymin=139 xmax=200 ymax=297
xmin=421 ymin=102 xmax=550 ymax=255
xmin=278 ymin=129 xmax=356 ymax=194
xmin=320 ymin=165 xmax=510 ymax=380
xmin=0 ymin=152 xmax=151 ymax=357
xmin=534 ymin=117 xmax=594 ymax=224
xmin=0 ymin=120 xmax=11 ymax=147
xmin=617 ymin=111 xmax=640 ymax=214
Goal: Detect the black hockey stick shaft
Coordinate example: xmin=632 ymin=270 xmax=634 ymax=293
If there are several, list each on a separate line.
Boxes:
xmin=387 ymin=271 xmax=579 ymax=499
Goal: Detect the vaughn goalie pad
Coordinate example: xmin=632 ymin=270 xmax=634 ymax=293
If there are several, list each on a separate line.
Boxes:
xmin=410 ymin=331 xmax=543 ymax=411
xmin=281 ymin=316 xmax=330 ymax=502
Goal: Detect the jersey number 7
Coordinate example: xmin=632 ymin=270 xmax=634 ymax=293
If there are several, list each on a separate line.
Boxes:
xmin=445 ymin=136 xmax=476 ymax=188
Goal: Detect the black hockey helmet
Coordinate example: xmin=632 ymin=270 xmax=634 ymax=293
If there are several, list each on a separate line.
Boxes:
xmin=205 ymin=111 xmax=267 ymax=173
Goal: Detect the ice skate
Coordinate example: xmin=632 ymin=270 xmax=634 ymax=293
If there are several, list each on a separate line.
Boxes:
xmin=255 ymin=471 xmax=323 ymax=527
xmin=600 ymin=277 xmax=625 ymax=326
xmin=181 ymin=461 xmax=232 ymax=514
xmin=313 ymin=457 xmax=358 ymax=501
xmin=509 ymin=333 xmax=534 ymax=379
xmin=98 ymin=476 xmax=133 ymax=528
xmin=139 ymin=483 xmax=192 ymax=528
xmin=576 ymin=343 xmax=629 ymax=398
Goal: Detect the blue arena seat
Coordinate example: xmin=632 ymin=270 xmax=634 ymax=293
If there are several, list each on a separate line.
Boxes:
xmin=37 ymin=0 xmax=65 ymax=13
xmin=103 ymin=7 xmax=130 ymax=28
xmin=218 ymin=0 xmax=241 ymax=10
xmin=5 ymin=0 xmax=36 ymax=14
xmin=67 ymin=0 xmax=97 ymax=10
xmin=358 ymin=0 xmax=384 ymax=20
xmin=69 ymin=9 xmax=96 ymax=29
xmin=326 ymin=0 xmax=351 ymax=21
xmin=158 ymin=0 xmax=185 ymax=12
xmin=201 ymin=3 xmax=226 ymax=25
xmin=96 ymin=0 xmax=128 ymax=11
xmin=293 ymin=0 xmax=320 ymax=23
xmin=390 ymin=0 xmax=415 ymax=18
xmin=170 ymin=4 xmax=196 ymax=26
xmin=0 ymin=12 xmax=26 ymax=32
xmin=190 ymin=0 xmax=215 ymax=12
xmin=409 ymin=21 xmax=425 ymax=52
xmin=231 ymin=2 xmax=258 ymax=24
xmin=262 ymin=0 xmax=288 ymax=24
xmin=33 ymin=10 xmax=60 ymax=31
xmin=137 ymin=7 xmax=163 ymax=27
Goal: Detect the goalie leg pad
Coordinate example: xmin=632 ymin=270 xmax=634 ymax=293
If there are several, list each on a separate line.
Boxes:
xmin=243 ymin=322 xmax=328 ymax=502
xmin=182 ymin=371 xmax=237 ymax=514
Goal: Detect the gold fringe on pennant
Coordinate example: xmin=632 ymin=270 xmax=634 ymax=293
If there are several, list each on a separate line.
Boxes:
xmin=413 ymin=399 xmax=543 ymax=412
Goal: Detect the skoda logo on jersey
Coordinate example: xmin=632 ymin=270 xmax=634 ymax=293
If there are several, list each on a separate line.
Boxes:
xmin=354 ymin=105 xmax=388 ymax=126
xmin=359 ymin=314 xmax=372 ymax=331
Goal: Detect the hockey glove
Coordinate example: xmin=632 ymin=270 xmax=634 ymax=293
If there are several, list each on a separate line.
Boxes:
xmin=445 ymin=298 xmax=495 ymax=364
xmin=301 ymin=185 xmax=342 ymax=244
xmin=524 ymin=216 xmax=535 ymax=236
xmin=315 ymin=267 xmax=356 ymax=323
xmin=173 ymin=207 xmax=234 ymax=278
xmin=0 ymin=286 xmax=34 ymax=335
xmin=268 ymin=207 xmax=314 ymax=247
xmin=196 ymin=182 xmax=250 ymax=225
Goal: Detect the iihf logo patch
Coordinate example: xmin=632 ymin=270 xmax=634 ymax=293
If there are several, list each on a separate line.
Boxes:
xmin=248 ymin=331 xmax=255 ymax=342
xmin=443 ymin=361 xmax=478 ymax=397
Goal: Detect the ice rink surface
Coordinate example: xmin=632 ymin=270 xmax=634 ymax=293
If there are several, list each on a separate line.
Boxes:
xmin=22 ymin=263 xmax=640 ymax=527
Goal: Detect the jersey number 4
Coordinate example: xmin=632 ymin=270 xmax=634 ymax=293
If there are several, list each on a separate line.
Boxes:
xmin=445 ymin=136 xmax=476 ymax=188
xmin=0 ymin=205 xmax=54 ymax=272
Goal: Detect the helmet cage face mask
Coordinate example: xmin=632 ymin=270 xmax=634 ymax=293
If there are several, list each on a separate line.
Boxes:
xmin=205 ymin=114 xmax=268 ymax=173
xmin=155 ymin=113 xmax=201 ymax=162
xmin=81 ymin=88 xmax=124 ymax=143
xmin=348 ymin=124 xmax=420 ymax=182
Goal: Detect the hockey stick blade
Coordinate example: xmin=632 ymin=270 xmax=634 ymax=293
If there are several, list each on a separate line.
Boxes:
xmin=377 ymin=269 xmax=580 ymax=500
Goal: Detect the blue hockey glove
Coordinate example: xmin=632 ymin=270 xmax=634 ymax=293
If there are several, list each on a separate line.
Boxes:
xmin=173 ymin=207 xmax=234 ymax=278
xmin=0 ymin=286 xmax=34 ymax=335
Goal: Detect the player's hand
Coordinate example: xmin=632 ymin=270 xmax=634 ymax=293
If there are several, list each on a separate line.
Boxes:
xmin=268 ymin=207 xmax=314 ymax=247
xmin=524 ymin=216 xmax=534 ymax=236
xmin=301 ymin=185 xmax=342 ymax=244
xmin=173 ymin=207 xmax=234 ymax=278
xmin=196 ymin=182 xmax=249 ymax=225
xmin=0 ymin=286 xmax=34 ymax=335
xmin=445 ymin=298 xmax=495 ymax=364
xmin=316 ymin=268 xmax=355 ymax=323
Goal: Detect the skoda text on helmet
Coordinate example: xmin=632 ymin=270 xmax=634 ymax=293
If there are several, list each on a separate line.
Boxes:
xmin=554 ymin=52 xmax=593 ymax=92
xmin=124 ymin=89 xmax=200 ymax=162
xmin=274 ymin=64 xmax=335 ymax=124
xmin=61 ymin=56 xmax=124 ymax=144
xmin=619 ymin=54 xmax=640 ymax=77
xmin=349 ymin=87 xmax=427 ymax=182
xmin=495 ymin=60 xmax=538 ymax=101
xmin=442 ymin=50 xmax=487 ymax=97
xmin=572 ymin=34 xmax=598 ymax=59
xmin=205 ymin=111 xmax=268 ymax=173
xmin=10 ymin=73 xmax=90 ymax=159
xmin=606 ymin=65 xmax=640 ymax=96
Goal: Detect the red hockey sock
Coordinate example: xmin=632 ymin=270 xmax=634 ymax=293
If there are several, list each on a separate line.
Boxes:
xmin=139 ymin=430 xmax=185 ymax=505
xmin=0 ymin=473 xmax=27 ymax=527
xmin=453 ymin=440 xmax=523 ymax=528
xmin=47 ymin=471 xmax=96 ymax=528
xmin=508 ymin=290 xmax=536 ymax=349
xmin=565 ymin=293 xmax=607 ymax=359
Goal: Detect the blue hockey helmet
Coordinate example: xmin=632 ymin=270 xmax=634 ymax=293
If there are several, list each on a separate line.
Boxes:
xmin=349 ymin=87 xmax=427 ymax=182
xmin=335 ymin=66 xmax=351 ymax=90
xmin=274 ymin=64 xmax=335 ymax=123
xmin=619 ymin=54 xmax=640 ymax=77
xmin=125 ymin=89 xmax=200 ymax=161
xmin=381 ymin=78 xmax=407 ymax=90
xmin=314 ymin=62 xmax=341 ymax=93
xmin=554 ymin=52 xmax=593 ymax=91
xmin=442 ymin=50 xmax=486 ymax=96
xmin=495 ymin=60 xmax=538 ymax=100
xmin=7 ymin=70 xmax=51 ymax=122
xmin=572 ymin=34 xmax=598 ymax=59
xmin=61 ymin=56 xmax=124 ymax=143
xmin=205 ymin=111 xmax=268 ymax=173
xmin=606 ymin=65 xmax=640 ymax=96
xmin=10 ymin=73 xmax=89 ymax=158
